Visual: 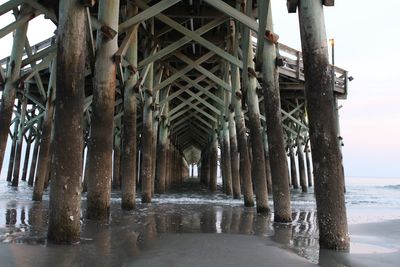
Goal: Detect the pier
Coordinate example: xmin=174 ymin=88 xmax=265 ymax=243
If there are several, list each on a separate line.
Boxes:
xmin=0 ymin=0 xmax=349 ymax=250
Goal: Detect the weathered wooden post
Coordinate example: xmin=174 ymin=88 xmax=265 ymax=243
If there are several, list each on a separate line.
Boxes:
xmin=262 ymin=0 xmax=292 ymax=222
xmin=12 ymin=90 xmax=28 ymax=186
xmin=242 ymin=4 xmax=269 ymax=212
xmin=0 ymin=4 xmax=30 ymax=174
xmin=262 ymin=130 xmax=273 ymax=194
xmin=155 ymin=86 xmax=169 ymax=193
xmin=289 ymin=143 xmax=299 ymax=189
xmin=33 ymin=59 xmax=56 ymax=200
xmin=222 ymin=118 xmax=233 ymax=195
xmin=7 ymin=101 xmax=21 ymax=182
xmin=140 ymin=43 xmax=155 ymax=203
xmin=151 ymin=64 xmax=162 ymax=196
xmin=297 ymin=137 xmax=307 ymax=192
xmin=47 ymin=0 xmax=86 ymax=243
xmin=230 ymin=20 xmax=254 ymax=207
xmin=21 ymin=128 xmax=33 ymax=181
xmin=208 ymin=131 xmax=218 ymax=191
xmin=305 ymin=143 xmax=313 ymax=187
xmin=228 ymin=112 xmax=241 ymax=198
xmin=28 ymin=118 xmax=42 ymax=186
xmin=121 ymin=1 xmax=139 ymax=210
xmin=113 ymin=127 xmax=121 ymax=189
xmin=219 ymin=40 xmax=241 ymax=198
xmin=295 ymin=0 xmax=349 ymax=250
xmin=86 ymin=0 xmax=120 ymax=219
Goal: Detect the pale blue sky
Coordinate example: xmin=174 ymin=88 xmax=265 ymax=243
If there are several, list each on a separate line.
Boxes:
xmin=1 ymin=0 xmax=399 ymax=178
xmin=272 ymin=0 xmax=400 ymax=178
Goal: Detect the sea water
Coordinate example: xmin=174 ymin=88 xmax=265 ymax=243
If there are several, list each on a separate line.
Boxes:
xmin=0 ymin=177 xmax=399 ymax=265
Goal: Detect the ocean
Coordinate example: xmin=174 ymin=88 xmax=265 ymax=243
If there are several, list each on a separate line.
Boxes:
xmin=0 ymin=176 xmax=399 ymax=266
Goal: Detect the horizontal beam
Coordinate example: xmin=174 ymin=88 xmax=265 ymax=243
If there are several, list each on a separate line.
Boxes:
xmin=119 ymin=0 xmax=181 ymax=33
xmin=203 ymin=0 xmax=259 ymax=32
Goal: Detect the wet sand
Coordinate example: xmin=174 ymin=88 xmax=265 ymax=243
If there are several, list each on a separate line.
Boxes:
xmin=0 ymin=180 xmax=399 ymax=266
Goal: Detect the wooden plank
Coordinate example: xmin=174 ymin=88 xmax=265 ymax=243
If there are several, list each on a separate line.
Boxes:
xmin=203 ymin=0 xmax=259 ymax=32
xmin=0 ymin=10 xmax=37 ymax=39
xmin=0 ymin=0 xmax=24 ymax=16
xmin=119 ymin=0 xmax=181 ymax=32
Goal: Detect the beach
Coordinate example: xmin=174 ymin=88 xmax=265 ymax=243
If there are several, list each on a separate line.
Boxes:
xmin=0 ymin=178 xmax=399 ymax=267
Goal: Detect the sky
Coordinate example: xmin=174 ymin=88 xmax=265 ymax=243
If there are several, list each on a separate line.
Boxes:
xmin=0 ymin=0 xmax=399 ymax=178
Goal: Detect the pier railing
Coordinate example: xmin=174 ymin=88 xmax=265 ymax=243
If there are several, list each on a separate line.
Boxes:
xmin=1 ymin=36 xmax=348 ymax=98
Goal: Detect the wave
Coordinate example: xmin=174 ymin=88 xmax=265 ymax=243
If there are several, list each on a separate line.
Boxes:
xmin=382 ymin=184 xmax=400 ymax=190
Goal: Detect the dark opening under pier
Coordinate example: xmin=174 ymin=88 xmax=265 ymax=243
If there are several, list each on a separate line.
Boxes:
xmin=0 ymin=0 xmax=353 ymax=261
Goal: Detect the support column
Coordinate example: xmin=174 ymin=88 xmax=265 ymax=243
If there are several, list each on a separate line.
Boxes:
xmin=12 ymin=90 xmax=28 ymax=186
xmin=113 ymin=128 xmax=121 ymax=190
xmin=208 ymin=132 xmax=218 ymax=192
xmin=225 ymin=61 xmax=240 ymax=198
xmin=141 ymin=47 xmax=155 ymax=203
xmin=243 ymin=16 xmax=269 ymax=213
xmin=230 ymin=21 xmax=254 ymax=207
xmin=86 ymin=0 xmax=120 ymax=219
xmin=156 ymin=121 xmax=168 ymax=193
xmin=7 ymin=101 xmax=21 ymax=182
xmin=121 ymin=1 xmax=139 ymax=210
xmin=47 ymin=0 xmax=86 ymax=243
xmin=0 ymin=4 xmax=30 ymax=174
xmin=305 ymin=143 xmax=313 ymax=187
xmin=151 ymin=65 xmax=162 ymax=197
xmin=297 ymin=137 xmax=307 ymax=192
xmin=262 ymin=0 xmax=292 ymax=222
xmin=28 ymin=118 xmax=42 ymax=186
xmin=21 ymin=128 xmax=33 ymax=181
xmin=297 ymin=0 xmax=349 ymax=250
xmin=228 ymin=108 xmax=241 ymax=199
xmin=33 ymin=59 xmax=56 ymax=200
xmin=262 ymin=130 xmax=273 ymax=194
xmin=155 ymin=83 xmax=169 ymax=194
xmin=289 ymin=144 xmax=299 ymax=189
xmin=222 ymin=119 xmax=233 ymax=196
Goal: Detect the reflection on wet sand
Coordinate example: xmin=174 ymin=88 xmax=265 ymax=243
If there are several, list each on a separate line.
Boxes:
xmin=1 ymin=201 xmax=321 ymax=265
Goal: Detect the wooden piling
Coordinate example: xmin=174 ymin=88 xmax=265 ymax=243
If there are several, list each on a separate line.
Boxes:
xmin=208 ymin=132 xmax=218 ymax=192
xmin=297 ymin=138 xmax=308 ymax=192
xmin=21 ymin=129 xmax=33 ymax=181
xmin=47 ymin=0 xmax=86 ymax=243
xmin=262 ymin=0 xmax=292 ymax=222
xmin=243 ymin=21 xmax=269 ymax=213
xmin=28 ymin=118 xmax=41 ymax=186
xmin=262 ymin=130 xmax=273 ymax=194
xmin=305 ymin=144 xmax=313 ymax=187
xmin=113 ymin=129 xmax=121 ymax=190
xmin=222 ymin=119 xmax=233 ymax=196
xmin=297 ymin=0 xmax=349 ymax=250
xmin=0 ymin=4 xmax=29 ymax=174
xmin=230 ymin=21 xmax=254 ymax=207
xmin=7 ymin=101 xmax=20 ymax=182
xmin=155 ymin=82 xmax=169 ymax=194
xmin=121 ymin=2 xmax=139 ymax=210
xmin=12 ymin=92 xmax=28 ymax=186
xmin=140 ymin=40 xmax=156 ymax=203
xmin=289 ymin=144 xmax=299 ymax=189
xmin=33 ymin=59 xmax=56 ymax=200
xmin=86 ymin=0 xmax=120 ymax=219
